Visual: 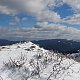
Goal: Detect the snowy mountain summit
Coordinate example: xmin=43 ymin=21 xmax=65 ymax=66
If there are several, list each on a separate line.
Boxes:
xmin=0 ymin=41 xmax=80 ymax=80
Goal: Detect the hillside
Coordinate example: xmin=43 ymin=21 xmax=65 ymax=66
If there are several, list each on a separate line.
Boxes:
xmin=0 ymin=42 xmax=80 ymax=80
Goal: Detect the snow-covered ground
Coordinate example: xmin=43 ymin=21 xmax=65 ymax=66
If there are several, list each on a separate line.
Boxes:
xmin=0 ymin=41 xmax=80 ymax=80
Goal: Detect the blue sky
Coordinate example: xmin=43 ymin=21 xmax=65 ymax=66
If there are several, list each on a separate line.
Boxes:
xmin=0 ymin=0 xmax=80 ymax=40
xmin=0 ymin=2 xmax=79 ymax=29
xmin=0 ymin=14 xmax=37 ymax=28
xmin=54 ymin=3 xmax=74 ymax=18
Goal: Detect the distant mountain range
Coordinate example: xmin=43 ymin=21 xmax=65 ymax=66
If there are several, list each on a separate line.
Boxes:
xmin=32 ymin=39 xmax=80 ymax=54
xmin=0 ymin=39 xmax=19 ymax=46
xmin=0 ymin=39 xmax=80 ymax=54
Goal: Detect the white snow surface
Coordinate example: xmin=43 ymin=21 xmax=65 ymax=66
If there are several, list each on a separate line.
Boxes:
xmin=0 ymin=41 xmax=80 ymax=80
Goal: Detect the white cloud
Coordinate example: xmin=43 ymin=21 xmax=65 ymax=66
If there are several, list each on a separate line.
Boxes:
xmin=22 ymin=17 xmax=28 ymax=21
xmin=64 ymin=14 xmax=80 ymax=25
xmin=0 ymin=0 xmax=61 ymax=22
xmin=0 ymin=0 xmax=80 ymax=37
xmin=13 ymin=0 xmax=61 ymax=22
xmin=0 ymin=23 xmax=80 ymax=41
xmin=0 ymin=0 xmax=80 ymax=24
xmin=0 ymin=5 xmax=17 ymax=15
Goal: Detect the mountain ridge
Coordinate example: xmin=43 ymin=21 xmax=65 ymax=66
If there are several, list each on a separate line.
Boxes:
xmin=32 ymin=39 xmax=80 ymax=54
xmin=0 ymin=41 xmax=80 ymax=80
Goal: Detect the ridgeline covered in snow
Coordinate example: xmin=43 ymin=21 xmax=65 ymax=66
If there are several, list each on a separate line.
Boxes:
xmin=0 ymin=42 xmax=80 ymax=80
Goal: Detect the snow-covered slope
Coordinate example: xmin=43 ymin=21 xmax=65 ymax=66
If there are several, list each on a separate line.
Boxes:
xmin=0 ymin=42 xmax=80 ymax=80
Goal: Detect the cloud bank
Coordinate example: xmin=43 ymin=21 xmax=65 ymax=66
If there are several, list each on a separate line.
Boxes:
xmin=0 ymin=0 xmax=80 ymax=40
xmin=0 ymin=0 xmax=61 ymax=22
xmin=0 ymin=23 xmax=80 ymax=41
xmin=0 ymin=0 xmax=80 ymax=24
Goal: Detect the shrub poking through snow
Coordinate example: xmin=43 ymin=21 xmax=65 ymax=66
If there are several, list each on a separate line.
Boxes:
xmin=2 ymin=43 xmax=76 ymax=80
xmin=3 ymin=54 xmax=27 ymax=69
